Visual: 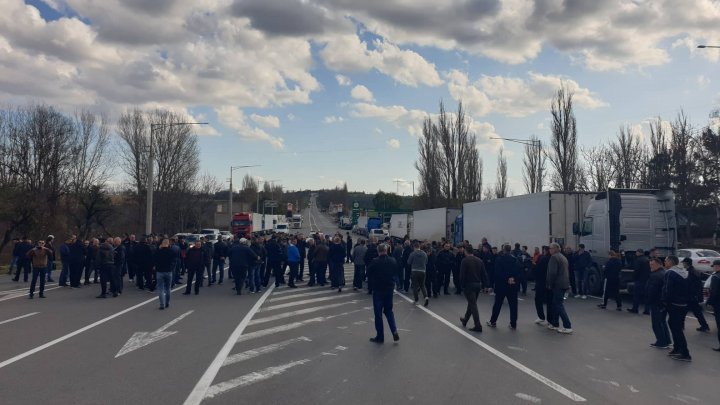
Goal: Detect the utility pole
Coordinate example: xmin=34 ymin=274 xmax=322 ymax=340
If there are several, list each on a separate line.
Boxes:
xmin=146 ymin=121 xmax=208 ymax=235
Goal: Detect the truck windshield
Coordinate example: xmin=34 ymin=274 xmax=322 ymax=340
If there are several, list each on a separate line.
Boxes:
xmin=232 ymin=220 xmax=250 ymax=226
xmin=277 ymin=225 xmax=287 ymax=229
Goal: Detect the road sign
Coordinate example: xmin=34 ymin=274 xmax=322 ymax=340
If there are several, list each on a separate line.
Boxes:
xmin=352 ymin=201 xmax=360 ymax=209
xmin=264 ymin=200 xmax=278 ymax=208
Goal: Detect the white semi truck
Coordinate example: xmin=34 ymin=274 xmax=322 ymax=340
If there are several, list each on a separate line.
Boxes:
xmin=411 ymin=208 xmax=461 ymax=242
xmin=389 ymin=214 xmax=410 ymax=240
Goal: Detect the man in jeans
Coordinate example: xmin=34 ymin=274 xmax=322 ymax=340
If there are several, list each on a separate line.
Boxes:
xmin=547 ymin=243 xmax=573 ymax=334
xmin=7 ymin=238 xmax=20 ymax=275
xmin=646 ymin=257 xmax=671 ymax=348
xmin=27 ymin=240 xmax=52 ymax=299
xmin=573 ymin=244 xmax=591 ymax=299
xmin=367 ymin=243 xmax=400 ymax=344
xmin=407 ymin=241 xmax=429 ymax=307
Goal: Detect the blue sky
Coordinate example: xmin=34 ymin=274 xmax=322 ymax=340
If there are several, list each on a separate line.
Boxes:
xmin=5 ymin=0 xmax=720 ymax=196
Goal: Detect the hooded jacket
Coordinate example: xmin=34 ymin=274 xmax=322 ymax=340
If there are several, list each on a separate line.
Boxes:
xmin=662 ymin=265 xmax=689 ymax=307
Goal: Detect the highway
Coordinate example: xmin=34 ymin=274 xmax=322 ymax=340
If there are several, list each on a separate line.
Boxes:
xmin=0 ymin=201 xmax=718 ymax=404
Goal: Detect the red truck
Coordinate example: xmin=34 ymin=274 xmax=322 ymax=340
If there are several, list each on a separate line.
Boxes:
xmin=231 ymin=212 xmax=262 ymax=236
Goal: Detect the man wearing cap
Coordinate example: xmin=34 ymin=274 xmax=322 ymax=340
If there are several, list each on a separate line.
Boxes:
xmin=706 ymin=260 xmax=720 ymax=351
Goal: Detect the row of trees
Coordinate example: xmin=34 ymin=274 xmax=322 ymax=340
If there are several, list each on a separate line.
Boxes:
xmin=416 ymin=87 xmax=720 ymax=244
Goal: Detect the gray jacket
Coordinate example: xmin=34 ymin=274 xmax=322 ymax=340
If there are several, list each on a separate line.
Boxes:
xmin=546 ymin=252 xmax=569 ymax=290
xmin=352 ymin=245 xmax=368 ymax=266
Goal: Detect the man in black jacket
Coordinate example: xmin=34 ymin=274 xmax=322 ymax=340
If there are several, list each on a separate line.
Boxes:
xmin=228 ymin=238 xmax=259 ymax=295
xmin=297 ymin=236 xmax=307 ymax=281
xmin=68 ymin=236 xmax=86 ymax=288
xmin=134 ymin=238 xmax=155 ymax=290
xmin=707 ymin=260 xmax=720 ymax=352
xmin=682 ymin=258 xmax=710 ymax=332
xmin=646 ymin=257 xmax=671 ymax=348
xmin=211 ymin=239 xmax=227 ymax=285
xmin=629 ymin=249 xmax=651 ymax=314
xmin=12 ymin=237 xmax=33 ymax=282
xmin=265 ymin=235 xmax=283 ymax=287
xmin=459 ymin=246 xmax=488 ymax=332
xmin=364 ymin=240 xmax=379 ymax=294
xmin=488 ymin=244 xmax=521 ymax=329
xmin=533 ymin=246 xmax=553 ymax=325
xmin=184 ymin=240 xmax=205 ymax=295
xmin=367 ymin=243 xmax=399 ymax=344
xmin=401 ymin=241 xmax=412 ymax=292
xmin=202 ymin=238 xmax=214 ymax=286
xmin=436 ymin=243 xmax=455 ymax=296
xmin=663 ymin=255 xmax=691 ymax=361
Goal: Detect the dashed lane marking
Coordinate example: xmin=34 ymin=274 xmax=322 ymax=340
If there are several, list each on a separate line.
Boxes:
xmin=223 ymin=337 xmax=311 ymax=366
xmin=249 ymin=301 xmax=359 ymax=325
xmin=259 ymin=294 xmax=351 ymax=312
xmin=267 ymin=289 xmax=338 ymax=302
xmin=0 ymin=312 xmax=39 ymax=326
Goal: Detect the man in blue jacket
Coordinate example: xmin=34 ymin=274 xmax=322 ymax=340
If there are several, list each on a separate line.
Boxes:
xmin=488 ymin=244 xmax=521 ymax=329
xmin=286 ymin=238 xmax=300 ymax=288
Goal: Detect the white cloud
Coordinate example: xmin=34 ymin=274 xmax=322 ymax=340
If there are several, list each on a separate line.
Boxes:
xmin=697 ymin=75 xmax=711 ymax=86
xmin=216 ymin=105 xmax=284 ymax=149
xmin=447 ymin=70 xmax=607 ymax=118
xmin=387 ymin=138 xmax=400 ymax=149
xmin=250 ymin=113 xmax=280 ymax=128
xmin=287 ymin=113 xmax=296 ymax=121
xmin=350 ymin=84 xmax=374 ymax=102
xmin=335 ymin=74 xmax=352 ymax=86
xmin=351 ymin=102 xmax=428 ymax=137
xmin=323 ymin=115 xmax=344 ymax=124
xmin=321 ymin=35 xmax=443 ymax=87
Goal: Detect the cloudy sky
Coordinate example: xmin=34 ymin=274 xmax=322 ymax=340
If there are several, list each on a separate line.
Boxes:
xmin=2 ymin=0 xmax=720 ymax=195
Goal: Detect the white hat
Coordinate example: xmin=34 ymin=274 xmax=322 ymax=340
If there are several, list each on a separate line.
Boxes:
xmin=47 ymin=235 xmax=55 ymax=239
xmin=239 ymin=238 xmax=248 ymax=244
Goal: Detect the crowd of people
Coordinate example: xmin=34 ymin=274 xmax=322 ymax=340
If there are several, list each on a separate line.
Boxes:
xmin=6 ymin=230 xmax=720 ymax=359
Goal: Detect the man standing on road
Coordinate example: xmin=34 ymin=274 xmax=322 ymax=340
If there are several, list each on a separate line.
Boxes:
xmin=96 ymin=238 xmax=115 ymax=298
xmin=135 ymin=237 xmax=154 ymax=291
xmin=297 ymin=236 xmax=307 ymax=282
xmin=706 ymin=260 xmax=720 ymax=352
xmin=26 ymin=240 xmax=51 ymax=299
xmin=682 ymin=257 xmax=711 ymax=333
xmin=202 ymin=237 xmax=214 ymax=286
xmin=183 ymin=240 xmax=205 ymax=295
xmin=68 ymin=236 xmax=85 ymax=288
xmin=436 ymin=243 xmax=455 ymax=296
xmin=573 ymin=244 xmax=591 ymax=299
xmin=364 ymin=239 xmax=379 ymax=294
xmin=265 ymin=235 xmax=284 ymax=288
xmin=228 ymin=238 xmax=259 ymax=295
xmin=367 ymin=243 xmax=400 ymax=344
xmin=488 ymin=244 xmax=521 ymax=330
xmin=45 ymin=235 xmax=55 ymax=282
xmin=402 ymin=241 xmax=412 ymax=292
xmin=212 ymin=237 xmax=227 ymax=285
xmin=646 ymin=257 xmax=671 ymax=348
xmin=345 ymin=232 xmax=353 ymax=264
xmin=459 ymin=246 xmax=488 ymax=332
xmin=329 ymin=236 xmax=346 ymax=292
xmin=533 ymin=246 xmax=553 ymax=325
xmin=12 ymin=236 xmax=33 ymax=282
xmin=662 ymin=255 xmax=692 ymax=361
xmin=113 ymin=237 xmax=125 ymax=296
xmin=8 ymin=238 xmax=20 ymax=275
xmin=407 ymin=241 xmax=429 ymax=307
xmin=629 ymin=249 xmax=651 ymax=314
xmin=547 ymin=243 xmax=573 ymax=334
xmin=314 ymin=239 xmax=329 ymax=287
xmin=286 ymin=238 xmax=300 ymax=288
xmin=58 ymin=237 xmax=71 ymax=287
xmin=352 ymin=239 xmax=368 ymax=291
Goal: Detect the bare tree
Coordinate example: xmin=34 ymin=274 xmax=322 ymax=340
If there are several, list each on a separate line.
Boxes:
xmin=415 ymin=117 xmax=442 ymax=208
xmin=522 ymin=135 xmax=546 ymax=193
xmin=494 ymin=148 xmax=508 ymax=198
xmin=670 ymin=111 xmax=704 ymax=242
xmin=581 ymin=145 xmax=615 ymax=192
xmin=645 ymin=117 xmax=672 ymax=189
xmin=482 ymin=185 xmax=495 ymax=201
xmin=549 ymin=84 xmax=579 ymax=191
xmin=695 ymin=125 xmax=720 ymax=245
xmin=610 ymin=125 xmax=645 ymax=188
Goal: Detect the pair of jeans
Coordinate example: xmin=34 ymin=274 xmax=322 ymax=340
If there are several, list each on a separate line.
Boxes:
xmin=29 ymin=267 xmax=47 ymax=297
xmin=8 ymin=256 xmax=18 ymax=274
xmin=46 ymin=260 xmax=54 ymax=281
xmin=462 ymin=284 xmax=482 ymax=327
xmin=372 ymin=290 xmax=397 ymax=341
xmin=248 ymin=265 xmax=261 ymax=292
xmin=550 ymin=288 xmax=572 ymax=328
xmin=59 ymin=259 xmax=70 ymax=285
xmin=667 ymin=305 xmax=689 ymax=356
xmin=574 ymin=269 xmax=586 ymax=295
xmin=288 ymin=262 xmax=299 ymax=286
xmin=212 ymin=258 xmax=225 ymax=283
xmin=534 ymin=287 xmax=553 ymax=321
xmin=156 ymin=271 xmax=172 ymax=308
xmin=650 ymin=304 xmax=671 ymax=346
xmin=353 ymin=264 xmax=365 ymax=289
xmin=490 ymin=288 xmax=519 ymax=327
xmin=411 ymin=271 xmax=427 ymax=301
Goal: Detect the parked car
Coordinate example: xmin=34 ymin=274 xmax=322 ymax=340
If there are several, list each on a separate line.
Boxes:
xmin=219 ymin=231 xmax=233 ymax=241
xmin=200 ymin=228 xmax=221 ymax=235
xmin=274 ymin=223 xmax=290 ymax=234
xmin=184 ymin=234 xmax=204 ymax=244
xmin=368 ymin=228 xmax=389 ymax=241
xmin=677 ymin=248 xmax=720 ymax=278
xmin=203 ymin=234 xmax=220 ymax=245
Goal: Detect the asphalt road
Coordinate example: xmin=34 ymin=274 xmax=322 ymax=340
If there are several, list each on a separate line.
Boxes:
xmin=1 ymin=204 xmax=718 ymax=404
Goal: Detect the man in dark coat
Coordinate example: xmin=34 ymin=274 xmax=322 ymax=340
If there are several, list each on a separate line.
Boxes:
xmin=629 ymin=249 xmax=651 ymax=314
xmin=367 ymin=243 xmax=400 ymax=343
xmin=488 ymin=244 xmax=521 ymax=329
xmin=436 ymin=243 xmax=455 ymax=295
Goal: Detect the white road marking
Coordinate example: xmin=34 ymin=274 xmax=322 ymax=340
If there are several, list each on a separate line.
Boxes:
xmin=0 ymin=285 xmax=186 ymax=370
xmin=590 ymin=378 xmax=620 ymax=387
xmin=395 ymin=291 xmax=587 ymax=402
xmin=0 ymin=312 xmax=39 ymax=326
xmin=249 ymin=301 xmax=358 ymax=325
xmin=223 ymin=337 xmax=311 ymax=366
xmin=115 ymin=310 xmax=194 ymax=358
xmin=205 ymin=359 xmax=311 ymax=399
xmin=0 ymin=283 xmax=58 ymax=294
xmin=183 ymin=285 xmax=275 ymax=405
xmin=267 ymin=289 xmax=338 ymax=302
xmin=272 ymin=286 xmax=326 ymax=295
xmin=0 ymin=286 xmax=62 ymax=302
xmin=515 ymin=393 xmax=542 ymax=403
xmin=259 ymin=294 xmax=350 ymax=312
xmin=237 ymin=308 xmax=369 ymax=343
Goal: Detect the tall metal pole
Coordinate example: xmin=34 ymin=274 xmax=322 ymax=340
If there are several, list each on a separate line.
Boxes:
xmin=228 ymin=166 xmax=234 ymax=224
xmin=145 ymin=124 xmax=155 ymax=235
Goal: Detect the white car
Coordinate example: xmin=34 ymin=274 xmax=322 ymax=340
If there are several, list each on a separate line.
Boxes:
xmin=368 ymin=228 xmax=389 ymax=241
xmin=677 ymin=248 xmax=720 ymax=276
xmin=219 ymin=231 xmax=233 ymax=241
xmin=274 ymin=223 xmax=290 ymax=234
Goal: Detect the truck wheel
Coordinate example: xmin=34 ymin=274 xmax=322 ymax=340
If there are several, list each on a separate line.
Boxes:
xmin=585 ymin=266 xmax=603 ymax=296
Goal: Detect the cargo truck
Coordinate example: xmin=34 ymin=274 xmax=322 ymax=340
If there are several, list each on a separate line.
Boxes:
xmin=231 ymin=212 xmax=264 ymax=236
xmin=291 ymin=214 xmax=303 ymax=229
xmin=389 ymin=214 xmax=410 ymax=240
xmin=411 ymin=208 xmax=461 ymax=242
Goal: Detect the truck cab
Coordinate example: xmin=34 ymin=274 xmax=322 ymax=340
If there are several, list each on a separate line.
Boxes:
xmin=576 ymin=189 xmax=676 ymax=295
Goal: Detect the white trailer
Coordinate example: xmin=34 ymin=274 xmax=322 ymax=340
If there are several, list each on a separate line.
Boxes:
xmin=411 ymin=208 xmax=461 ymax=242
xmin=389 ymin=214 xmax=410 ymax=239
xmin=462 ymin=192 xmax=595 ymax=250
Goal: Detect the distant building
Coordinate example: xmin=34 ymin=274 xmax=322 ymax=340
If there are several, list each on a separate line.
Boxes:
xmin=214 ymin=200 xmax=251 ymax=229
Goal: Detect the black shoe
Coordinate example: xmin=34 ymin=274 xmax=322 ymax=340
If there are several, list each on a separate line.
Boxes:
xmin=597 ymin=304 xmax=606 ymax=309
xmin=671 ymin=355 xmax=692 ymax=362
xmin=642 ymin=311 xmax=650 ymax=315
xmin=96 ymin=294 xmax=106 ymax=298
xmin=39 ymin=295 xmax=45 ymax=298
xmin=650 ymin=343 xmax=670 ymax=349
xmin=509 ymin=324 xmax=517 ymax=330
xmin=486 ymin=321 xmax=496 ymax=328
xmin=28 ymin=295 xmax=33 ymax=299
xmin=12 ymin=278 xmax=18 ymax=282
xmin=47 ymin=279 xmax=54 ymax=282
xmin=424 ymin=297 xmax=429 ymax=307
xmin=393 ymin=333 xmax=400 ymax=342
xmin=369 ymin=337 xmax=384 ymax=344
xmin=460 ymin=317 xmax=468 ymax=328
xmin=626 ymin=308 xmax=639 ymax=314
xmin=712 ymin=347 xmax=720 ymax=352
xmin=159 ymin=306 xmax=165 ymax=310
xmin=288 ymin=284 xmax=297 ymax=288
xmin=697 ymin=327 xmax=710 ymax=333
xmin=84 ymin=281 xmax=91 ymax=286
xmin=59 ymin=283 xmax=68 ymax=287
xmin=433 ymin=294 xmax=438 ymax=298
xmin=182 ymin=292 xmax=191 ymax=295
xmin=338 ymin=287 xmax=342 ymax=293
xmin=667 ymin=350 xmax=680 ymax=356
xmin=616 ymin=307 xmax=622 ymax=311
xmin=195 ymin=291 xmax=199 ymax=295
xmin=469 ymin=326 xmax=483 ymax=333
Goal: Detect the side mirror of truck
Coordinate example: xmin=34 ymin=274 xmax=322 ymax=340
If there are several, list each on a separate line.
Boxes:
xmin=572 ymin=223 xmax=579 ymax=235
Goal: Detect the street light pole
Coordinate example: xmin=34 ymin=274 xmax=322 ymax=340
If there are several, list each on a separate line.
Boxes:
xmin=698 ymin=45 xmax=720 ymax=48
xmin=146 ymin=121 xmax=208 ymax=235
